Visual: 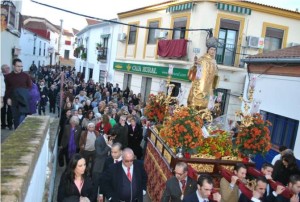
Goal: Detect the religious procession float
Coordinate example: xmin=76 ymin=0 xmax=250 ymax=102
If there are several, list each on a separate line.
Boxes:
xmin=142 ymin=37 xmax=293 ymax=201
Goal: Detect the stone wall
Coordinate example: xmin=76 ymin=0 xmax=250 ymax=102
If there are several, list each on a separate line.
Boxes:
xmin=1 ymin=116 xmax=50 ymax=202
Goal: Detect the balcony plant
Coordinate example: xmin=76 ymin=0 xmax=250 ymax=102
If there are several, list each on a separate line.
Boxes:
xmin=96 ymin=43 xmax=103 ymax=50
xmin=81 ymin=52 xmax=87 ymax=60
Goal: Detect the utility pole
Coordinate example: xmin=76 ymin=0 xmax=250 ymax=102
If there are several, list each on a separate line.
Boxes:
xmin=58 ymin=19 xmax=63 ymax=68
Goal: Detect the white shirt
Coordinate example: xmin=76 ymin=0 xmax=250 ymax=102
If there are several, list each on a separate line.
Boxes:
xmin=271 ymin=154 xmax=281 ymax=165
xmin=122 ymin=164 xmax=133 ymax=179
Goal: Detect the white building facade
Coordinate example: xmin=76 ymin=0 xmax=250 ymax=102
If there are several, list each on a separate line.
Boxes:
xmin=75 ymin=19 xmax=119 ymax=84
xmin=113 ymin=0 xmax=300 ymax=118
xmin=19 ymin=29 xmax=51 ymax=71
xmin=1 ymin=0 xmax=23 ymax=67
xmin=20 ymin=16 xmax=61 ymax=71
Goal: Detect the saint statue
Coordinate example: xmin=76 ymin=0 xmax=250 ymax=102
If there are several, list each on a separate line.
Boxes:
xmin=187 ymin=37 xmax=219 ymax=110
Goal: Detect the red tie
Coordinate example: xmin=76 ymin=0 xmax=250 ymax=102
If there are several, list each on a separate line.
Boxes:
xmin=181 ymin=180 xmax=186 ymax=191
xmin=127 ymin=167 xmax=132 ymax=182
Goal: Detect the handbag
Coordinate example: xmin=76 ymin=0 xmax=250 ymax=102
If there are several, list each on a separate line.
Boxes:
xmin=58 ymin=148 xmax=65 ymax=167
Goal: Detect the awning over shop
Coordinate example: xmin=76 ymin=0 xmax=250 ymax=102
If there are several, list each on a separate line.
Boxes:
xmin=166 ymin=2 xmax=193 ymax=13
xmin=216 ymin=3 xmax=251 ymax=15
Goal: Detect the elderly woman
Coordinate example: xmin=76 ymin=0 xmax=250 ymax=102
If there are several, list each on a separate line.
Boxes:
xmin=60 ymin=116 xmax=82 ymax=164
xmin=79 ymin=122 xmax=99 ymax=169
xmin=57 ymin=153 xmax=97 ymax=202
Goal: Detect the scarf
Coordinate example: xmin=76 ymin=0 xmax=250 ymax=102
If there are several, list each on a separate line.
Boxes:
xmin=68 ymin=128 xmax=76 ymax=158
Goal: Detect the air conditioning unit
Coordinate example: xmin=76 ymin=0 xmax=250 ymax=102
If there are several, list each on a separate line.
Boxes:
xmin=154 ymin=30 xmax=168 ymax=39
xmin=118 ymin=33 xmax=127 ymax=42
xmin=289 ymin=42 xmax=299 ymax=47
xmin=247 ymin=36 xmax=264 ymax=49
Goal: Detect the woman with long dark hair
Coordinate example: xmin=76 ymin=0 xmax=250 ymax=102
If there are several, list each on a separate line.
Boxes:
xmin=57 ymin=153 xmax=96 ymax=202
xmin=272 ymin=153 xmax=300 ymax=185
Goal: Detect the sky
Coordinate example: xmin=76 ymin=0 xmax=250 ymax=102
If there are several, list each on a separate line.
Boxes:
xmin=21 ymin=0 xmax=300 ymax=31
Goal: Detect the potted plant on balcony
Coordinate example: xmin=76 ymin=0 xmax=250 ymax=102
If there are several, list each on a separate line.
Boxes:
xmin=74 ymin=45 xmax=84 ymax=58
xmin=96 ymin=43 xmax=103 ymax=50
xmin=81 ymin=52 xmax=87 ymax=60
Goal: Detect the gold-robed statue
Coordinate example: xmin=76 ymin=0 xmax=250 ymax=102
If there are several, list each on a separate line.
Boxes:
xmin=187 ymin=37 xmax=219 ymax=110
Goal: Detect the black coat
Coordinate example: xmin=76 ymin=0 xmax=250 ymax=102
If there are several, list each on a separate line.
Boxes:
xmin=112 ymin=123 xmax=128 ymax=148
xmin=128 ymin=124 xmax=143 ymax=159
xmin=102 ymin=160 xmax=147 ymax=202
xmin=12 ymin=88 xmax=30 ymax=114
xmin=57 ymin=172 xmax=97 ymax=202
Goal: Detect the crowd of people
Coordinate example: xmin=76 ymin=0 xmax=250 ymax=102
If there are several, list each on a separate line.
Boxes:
xmin=1 ymin=59 xmax=300 ymax=202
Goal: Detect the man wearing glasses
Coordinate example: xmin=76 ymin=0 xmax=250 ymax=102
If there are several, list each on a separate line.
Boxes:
xmin=5 ymin=58 xmax=32 ymax=129
xmin=102 ymin=148 xmax=147 ymax=202
xmin=161 ymin=162 xmax=197 ymax=202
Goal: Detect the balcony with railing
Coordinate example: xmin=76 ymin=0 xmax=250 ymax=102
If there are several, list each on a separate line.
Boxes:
xmin=97 ymin=47 xmax=108 ymax=62
xmin=216 ymin=43 xmax=237 ymax=66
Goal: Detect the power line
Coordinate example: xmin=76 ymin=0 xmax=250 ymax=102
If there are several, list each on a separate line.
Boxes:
xmin=30 ymin=0 xmax=213 ymax=34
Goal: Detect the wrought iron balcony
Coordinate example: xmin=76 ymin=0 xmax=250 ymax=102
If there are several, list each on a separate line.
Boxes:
xmin=216 ymin=43 xmax=236 ymax=66
xmin=97 ymin=47 xmax=108 ymax=61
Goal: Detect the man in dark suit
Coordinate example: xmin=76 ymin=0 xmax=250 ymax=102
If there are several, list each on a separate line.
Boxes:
xmin=161 ymin=162 xmax=197 ymax=202
xmin=103 ymin=142 xmax=123 ymax=171
xmin=183 ymin=174 xmax=221 ymax=202
xmin=102 ymin=148 xmax=147 ymax=202
xmin=275 ymin=175 xmax=300 ymax=202
xmin=93 ymin=132 xmax=113 ymax=191
xmin=239 ymin=176 xmax=285 ymax=202
xmin=102 ymin=91 xmax=112 ymax=104
xmin=113 ymin=83 xmax=121 ymax=93
xmin=128 ymin=118 xmax=143 ymax=159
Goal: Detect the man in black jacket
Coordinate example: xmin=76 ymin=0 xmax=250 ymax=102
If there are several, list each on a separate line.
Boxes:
xmin=275 ymin=175 xmax=300 ymax=202
xmin=239 ymin=176 xmax=285 ymax=202
xmin=112 ymin=115 xmax=128 ymax=148
xmin=102 ymin=148 xmax=147 ymax=202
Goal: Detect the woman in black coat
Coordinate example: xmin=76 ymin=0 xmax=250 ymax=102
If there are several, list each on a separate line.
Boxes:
xmin=127 ymin=118 xmax=143 ymax=160
xmin=272 ymin=153 xmax=300 ymax=186
xmin=57 ymin=153 xmax=97 ymax=202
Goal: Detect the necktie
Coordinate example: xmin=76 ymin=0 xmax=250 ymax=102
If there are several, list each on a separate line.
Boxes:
xmin=115 ymin=160 xmax=118 ymax=163
xmin=181 ymin=180 xmax=186 ymax=191
xmin=127 ymin=167 xmax=132 ymax=182
xmin=203 ymin=200 xmax=208 ymax=202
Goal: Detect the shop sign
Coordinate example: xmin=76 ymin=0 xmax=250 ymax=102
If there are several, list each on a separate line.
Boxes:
xmin=113 ymin=61 xmax=190 ymax=82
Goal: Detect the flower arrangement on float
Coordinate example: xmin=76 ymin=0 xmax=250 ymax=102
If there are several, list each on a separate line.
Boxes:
xmin=160 ymin=107 xmax=204 ymax=154
xmin=198 ymin=129 xmax=235 ymax=159
xmin=144 ymin=92 xmax=167 ymax=124
xmin=236 ymin=113 xmax=272 ymax=157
